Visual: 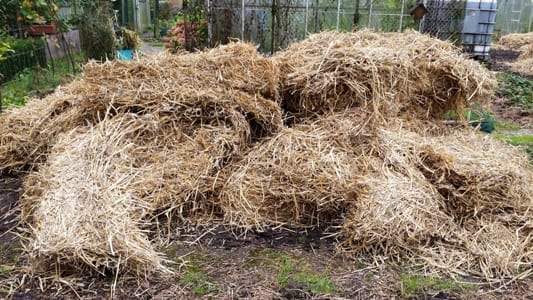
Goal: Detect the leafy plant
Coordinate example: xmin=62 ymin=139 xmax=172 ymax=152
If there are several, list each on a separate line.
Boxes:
xmin=162 ymin=1 xmax=207 ymax=52
xmin=496 ymin=73 xmax=533 ymax=113
xmin=20 ymin=0 xmax=59 ymax=24
xmin=118 ymin=27 xmax=140 ymax=50
xmin=78 ymin=1 xmax=116 ymax=60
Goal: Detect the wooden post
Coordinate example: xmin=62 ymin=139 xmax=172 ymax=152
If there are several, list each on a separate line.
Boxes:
xmin=154 ymin=0 xmax=160 ymax=39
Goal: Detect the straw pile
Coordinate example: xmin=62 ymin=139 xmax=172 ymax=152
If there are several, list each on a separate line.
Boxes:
xmin=218 ymin=113 xmax=369 ymax=230
xmin=0 ymin=42 xmax=281 ymax=173
xmin=273 ymin=29 xmax=495 ymax=120
xmin=511 ymin=43 xmax=533 ymax=75
xmin=341 ymin=124 xmax=532 ymax=278
xmin=1 ymin=31 xmax=530 ymax=281
xmin=494 ymin=33 xmax=533 ymax=75
xmin=3 ymin=42 xmax=283 ymax=275
xmin=495 ymin=32 xmax=533 ymax=51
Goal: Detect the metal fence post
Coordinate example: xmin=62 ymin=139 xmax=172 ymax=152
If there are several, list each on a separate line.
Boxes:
xmin=336 ymin=0 xmax=341 ymax=30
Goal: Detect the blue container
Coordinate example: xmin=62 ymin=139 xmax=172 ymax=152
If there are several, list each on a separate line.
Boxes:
xmin=116 ymin=49 xmax=134 ymax=61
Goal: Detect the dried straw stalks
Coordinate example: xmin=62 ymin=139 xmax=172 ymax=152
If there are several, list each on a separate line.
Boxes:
xmin=511 ymin=43 xmax=533 ymax=75
xmin=219 ymin=114 xmax=368 ymax=230
xmin=273 ymin=30 xmax=495 ymax=120
xmin=341 ymin=123 xmax=532 ymax=278
xmin=3 ymin=42 xmax=283 ymax=275
xmin=0 ymin=42 xmax=282 ymax=174
xmin=495 ymin=33 xmax=533 ymax=75
xmin=0 ymin=31 xmax=530 ymax=281
xmin=495 ymin=32 xmax=533 ymax=51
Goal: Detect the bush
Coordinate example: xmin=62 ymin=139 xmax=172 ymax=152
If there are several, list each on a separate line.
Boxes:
xmin=78 ymin=2 xmax=116 ymax=61
xmin=0 ymin=37 xmax=46 ymax=84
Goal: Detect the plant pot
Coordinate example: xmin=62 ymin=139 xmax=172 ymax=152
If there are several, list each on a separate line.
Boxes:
xmin=27 ymin=22 xmax=57 ymax=36
xmin=116 ymin=49 xmax=134 ymax=61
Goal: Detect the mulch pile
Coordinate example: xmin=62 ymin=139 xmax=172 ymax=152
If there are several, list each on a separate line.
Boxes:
xmin=0 ymin=30 xmax=530 ymax=282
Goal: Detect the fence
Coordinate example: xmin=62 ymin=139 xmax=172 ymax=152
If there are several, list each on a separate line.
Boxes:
xmin=204 ymin=0 xmax=533 ymax=53
xmin=208 ymin=0 xmax=419 ymax=53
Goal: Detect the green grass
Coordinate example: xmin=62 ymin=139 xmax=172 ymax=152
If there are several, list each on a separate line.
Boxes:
xmin=293 ymin=272 xmax=338 ymax=294
xmin=180 ymin=256 xmax=218 ymax=296
xmin=494 ymin=121 xmax=522 ymax=131
xmin=494 ymin=133 xmax=533 ymax=162
xmin=275 ymin=255 xmax=294 ymax=288
xmin=399 ymin=274 xmax=477 ymax=297
xmin=0 ymin=266 xmax=8 ymax=275
xmin=1 ymin=52 xmax=85 ymax=110
xmin=149 ymin=41 xmax=165 ymax=47
xmin=246 ymin=249 xmax=338 ymax=294
xmin=504 ymin=135 xmax=533 ymax=145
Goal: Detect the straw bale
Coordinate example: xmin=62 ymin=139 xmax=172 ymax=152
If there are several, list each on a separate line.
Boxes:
xmin=21 ymin=118 xmax=168 ymax=275
xmin=0 ymin=43 xmax=283 ymax=173
xmin=83 ymin=41 xmax=279 ymax=100
xmin=339 ymin=123 xmax=532 ymax=278
xmin=273 ymin=29 xmax=495 ymax=120
xmin=511 ymin=58 xmax=533 ymax=76
xmin=218 ymin=120 xmax=365 ymax=230
xmin=0 ymin=81 xmax=108 ymax=172
xmin=341 ymin=160 xmax=456 ymax=256
xmin=495 ymin=32 xmax=533 ymax=50
xmin=374 ymin=126 xmax=532 ymax=221
xmin=417 ymin=218 xmax=532 ymax=278
xmin=21 ymin=113 xmax=240 ymax=275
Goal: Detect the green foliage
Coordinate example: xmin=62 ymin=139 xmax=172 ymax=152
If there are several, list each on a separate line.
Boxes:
xmin=496 ymin=73 xmax=533 ymax=113
xmin=20 ymin=0 xmax=59 ymax=24
xmin=0 ymin=37 xmax=46 ymax=83
xmin=78 ymin=1 xmax=116 ymax=60
xmin=180 ymin=261 xmax=218 ymax=296
xmin=162 ymin=1 xmax=208 ymax=52
xmin=399 ymin=274 xmax=477 ymax=297
xmin=293 ymin=273 xmax=337 ymax=294
xmin=1 ymin=51 xmax=85 ymax=110
xmin=275 ymin=255 xmax=294 ymax=287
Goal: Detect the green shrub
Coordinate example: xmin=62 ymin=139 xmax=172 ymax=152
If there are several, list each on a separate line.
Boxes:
xmin=0 ymin=37 xmax=46 ymax=83
xmin=78 ymin=2 xmax=116 ymax=61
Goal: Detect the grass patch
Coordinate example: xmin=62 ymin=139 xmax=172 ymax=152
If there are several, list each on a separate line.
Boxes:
xmin=149 ymin=41 xmax=165 ymax=47
xmin=494 ymin=133 xmax=533 ymax=162
xmin=504 ymin=135 xmax=533 ymax=145
xmin=275 ymin=255 xmax=294 ymax=288
xmin=1 ymin=52 xmax=85 ymax=110
xmin=180 ymin=256 xmax=218 ymax=296
xmin=293 ymin=272 xmax=338 ymax=294
xmin=399 ymin=274 xmax=477 ymax=297
xmin=494 ymin=121 xmax=522 ymax=131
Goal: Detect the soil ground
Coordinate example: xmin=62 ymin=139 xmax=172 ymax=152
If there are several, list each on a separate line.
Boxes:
xmin=0 ymin=48 xmax=531 ymax=300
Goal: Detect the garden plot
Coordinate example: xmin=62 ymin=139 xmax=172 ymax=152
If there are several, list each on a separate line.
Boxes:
xmin=0 ymin=30 xmax=531 ymax=296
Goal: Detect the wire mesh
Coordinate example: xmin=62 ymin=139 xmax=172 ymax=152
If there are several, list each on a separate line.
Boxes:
xmin=208 ymin=0 xmax=419 ymax=53
xmin=420 ymin=0 xmax=465 ymax=43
